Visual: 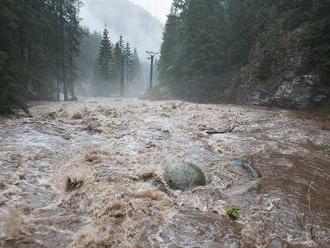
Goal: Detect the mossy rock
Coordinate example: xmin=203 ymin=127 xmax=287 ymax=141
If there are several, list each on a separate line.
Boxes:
xmin=164 ymin=162 xmax=206 ymax=191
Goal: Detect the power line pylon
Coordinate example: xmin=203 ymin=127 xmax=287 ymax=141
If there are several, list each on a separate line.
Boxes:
xmin=146 ymin=51 xmax=159 ymax=90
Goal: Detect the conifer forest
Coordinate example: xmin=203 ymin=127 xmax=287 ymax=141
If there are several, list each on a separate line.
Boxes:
xmin=0 ymin=1 xmax=330 ymax=247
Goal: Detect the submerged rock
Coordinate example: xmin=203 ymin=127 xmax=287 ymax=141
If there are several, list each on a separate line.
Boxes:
xmin=229 ymin=161 xmax=261 ymax=178
xmin=164 ymin=162 xmax=206 ymax=191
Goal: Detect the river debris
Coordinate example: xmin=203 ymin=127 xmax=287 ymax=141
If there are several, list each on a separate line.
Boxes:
xmin=83 ymin=148 xmax=106 ymax=163
xmin=83 ymin=122 xmax=102 ymax=133
xmin=47 ymin=111 xmax=57 ymax=120
xmin=72 ymin=112 xmax=82 ymax=120
xmin=65 ymin=177 xmax=84 ymax=191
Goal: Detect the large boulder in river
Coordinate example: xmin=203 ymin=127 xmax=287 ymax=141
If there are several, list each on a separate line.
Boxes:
xmin=164 ymin=162 xmax=206 ymax=191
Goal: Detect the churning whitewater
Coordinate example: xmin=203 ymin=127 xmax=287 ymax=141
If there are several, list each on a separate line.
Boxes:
xmin=0 ymin=98 xmax=330 ymax=247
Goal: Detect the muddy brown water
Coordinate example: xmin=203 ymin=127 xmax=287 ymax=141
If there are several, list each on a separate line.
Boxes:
xmin=0 ymin=98 xmax=329 ymax=247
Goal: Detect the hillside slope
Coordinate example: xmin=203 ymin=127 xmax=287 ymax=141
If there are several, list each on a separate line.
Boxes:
xmin=158 ymin=0 xmax=330 ymax=108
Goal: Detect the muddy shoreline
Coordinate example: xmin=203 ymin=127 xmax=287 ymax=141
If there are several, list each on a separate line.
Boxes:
xmin=0 ymin=98 xmax=329 ymax=247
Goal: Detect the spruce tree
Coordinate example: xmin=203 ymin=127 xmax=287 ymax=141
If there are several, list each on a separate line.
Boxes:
xmin=66 ymin=0 xmax=83 ymax=100
xmin=118 ymin=36 xmax=125 ymax=96
xmin=112 ymin=36 xmax=125 ymax=96
xmin=132 ymin=48 xmax=143 ymax=83
xmin=124 ymin=42 xmax=133 ymax=84
xmin=95 ymin=28 xmax=113 ymax=96
xmin=113 ymin=41 xmax=123 ymax=83
xmin=159 ymin=1 xmax=185 ymax=88
xmin=96 ymin=28 xmax=113 ymax=81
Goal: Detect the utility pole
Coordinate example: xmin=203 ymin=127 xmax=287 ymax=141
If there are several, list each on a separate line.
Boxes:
xmin=56 ymin=80 xmax=60 ymax=101
xmin=146 ymin=51 xmax=159 ymax=90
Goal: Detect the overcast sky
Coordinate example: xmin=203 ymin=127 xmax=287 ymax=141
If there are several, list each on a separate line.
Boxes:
xmin=80 ymin=0 xmax=171 ymax=60
xmin=130 ymin=0 xmax=172 ymax=23
xmin=81 ymin=0 xmax=172 ymax=28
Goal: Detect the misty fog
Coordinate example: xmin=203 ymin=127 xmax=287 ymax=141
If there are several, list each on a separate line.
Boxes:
xmin=75 ymin=0 xmax=169 ymax=97
xmin=80 ymin=0 xmax=166 ymax=60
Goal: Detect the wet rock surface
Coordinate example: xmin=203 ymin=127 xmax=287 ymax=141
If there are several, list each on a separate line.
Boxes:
xmin=0 ymin=98 xmax=330 ymax=247
xmin=235 ymin=47 xmax=330 ymax=108
xmin=164 ymin=162 xmax=206 ymax=191
xmin=229 ymin=161 xmax=261 ymax=179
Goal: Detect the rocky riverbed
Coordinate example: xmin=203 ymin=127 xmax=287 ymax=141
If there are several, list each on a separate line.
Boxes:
xmin=0 ymin=98 xmax=329 ymax=247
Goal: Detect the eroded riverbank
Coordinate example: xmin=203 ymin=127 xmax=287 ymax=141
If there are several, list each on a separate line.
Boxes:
xmin=0 ymin=98 xmax=329 ymax=247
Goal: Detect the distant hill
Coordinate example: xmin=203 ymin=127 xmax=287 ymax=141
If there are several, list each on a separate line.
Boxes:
xmin=81 ymin=0 xmax=164 ymax=59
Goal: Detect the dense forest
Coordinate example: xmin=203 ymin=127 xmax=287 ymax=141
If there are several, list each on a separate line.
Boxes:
xmin=92 ymin=29 xmax=143 ymax=97
xmin=0 ymin=1 xmax=144 ymax=114
xmin=76 ymin=28 xmax=144 ymax=97
xmin=0 ymin=0 xmax=82 ymax=113
xmin=2 ymin=0 xmax=330 ymax=113
xmin=159 ymin=0 xmax=330 ymax=107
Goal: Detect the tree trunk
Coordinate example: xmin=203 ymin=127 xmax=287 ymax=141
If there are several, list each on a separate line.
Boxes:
xmin=120 ymin=57 xmax=125 ymax=97
xmin=56 ymin=80 xmax=60 ymax=101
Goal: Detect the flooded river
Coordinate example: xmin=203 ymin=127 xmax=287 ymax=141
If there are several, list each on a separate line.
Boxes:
xmin=0 ymin=98 xmax=329 ymax=247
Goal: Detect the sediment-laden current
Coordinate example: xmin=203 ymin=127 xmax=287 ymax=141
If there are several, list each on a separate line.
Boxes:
xmin=0 ymin=98 xmax=329 ymax=247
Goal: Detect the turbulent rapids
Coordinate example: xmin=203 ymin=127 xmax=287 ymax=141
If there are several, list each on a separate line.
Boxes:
xmin=0 ymin=98 xmax=330 ymax=247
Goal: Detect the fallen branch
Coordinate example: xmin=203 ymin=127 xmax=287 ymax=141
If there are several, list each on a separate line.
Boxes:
xmin=206 ymin=125 xmax=237 ymax=134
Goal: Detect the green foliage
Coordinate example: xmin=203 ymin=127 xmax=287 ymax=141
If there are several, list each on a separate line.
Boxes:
xmin=123 ymin=42 xmax=134 ymax=84
xmin=301 ymin=19 xmax=330 ymax=81
xmin=0 ymin=0 xmax=82 ymax=113
xmin=131 ymin=48 xmax=143 ymax=83
xmin=226 ymin=207 xmax=241 ymax=220
xmin=254 ymin=53 xmax=274 ymax=80
xmin=159 ymin=0 xmax=230 ymax=100
xmin=63 ymin=133 xmax=72 ymax=140
xmin=159 ymin=0 xmax=330 ymax=101
xmin=0 ymin=52 xmax=26 ymax=113
xmin=77 ymin=28 xmax=101 ymax=82
xmin=96 ymin=28 xmax=113 ymax=81
xmin=324 ymin=144 xmax=330 ymax=153
xmin=94 ymin=28 xmax=113 ymax=96
xmin=112 ymin=41 xmax=123 ymax=81
xmin=93 ymin=31 xmax=142 ymax=96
